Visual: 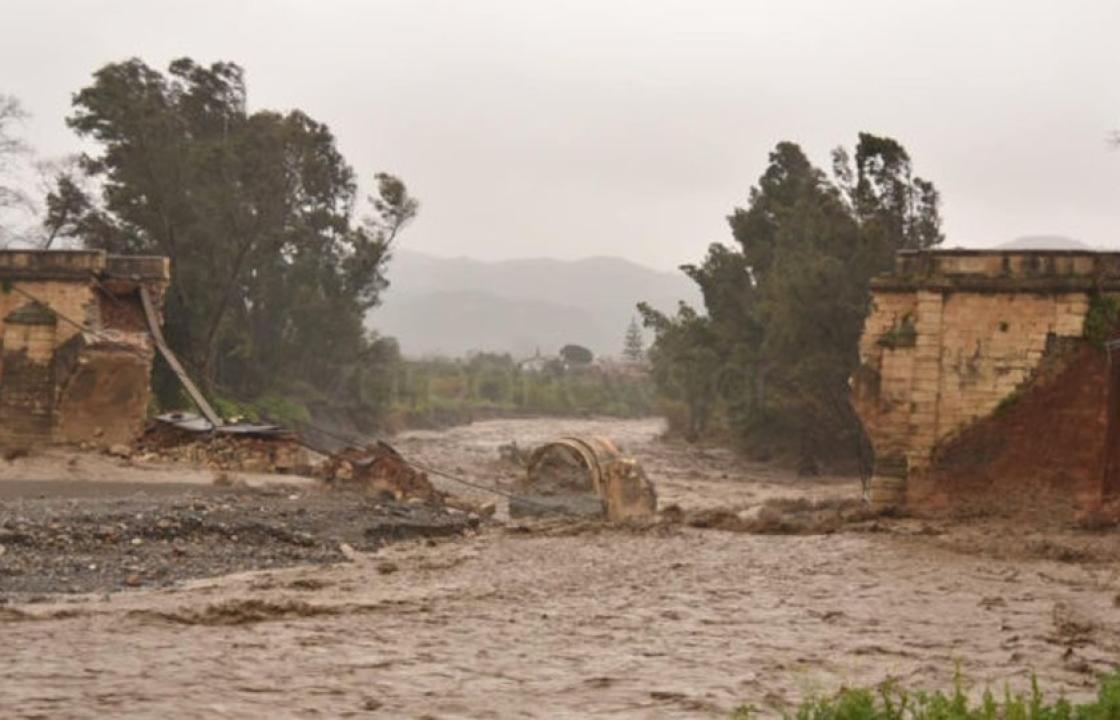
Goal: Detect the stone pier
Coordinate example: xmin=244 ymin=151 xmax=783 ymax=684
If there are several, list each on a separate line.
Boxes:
xmin=851 ymin=249 xmax=1120 ymax=510
xmin=0 ymin=250 xmax=169 ymax=447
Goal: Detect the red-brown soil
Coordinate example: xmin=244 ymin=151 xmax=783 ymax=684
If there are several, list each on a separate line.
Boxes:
xmin=915 ymin=342 xmax=1108 ymax=517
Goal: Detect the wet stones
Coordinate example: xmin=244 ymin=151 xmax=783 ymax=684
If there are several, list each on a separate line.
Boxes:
xmin=0 ymin=487 xmax=477 ymax=600
xmin=509 ymin=493 xmax=605 ymax=520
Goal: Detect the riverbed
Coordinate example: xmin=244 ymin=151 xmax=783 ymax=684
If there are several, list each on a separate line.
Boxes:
xmin=2 ymin=417 xmax=1118 ymax=718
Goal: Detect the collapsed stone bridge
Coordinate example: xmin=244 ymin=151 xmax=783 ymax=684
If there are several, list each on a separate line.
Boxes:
xmin=852 ymin=249 xmax=1120 ymax=513
xmin=0 ymin=250 xmax=168 ymax=448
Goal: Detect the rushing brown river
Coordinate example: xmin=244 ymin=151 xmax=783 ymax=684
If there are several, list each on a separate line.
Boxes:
xmin=2 ymin=417 xmax=1119 ymax=718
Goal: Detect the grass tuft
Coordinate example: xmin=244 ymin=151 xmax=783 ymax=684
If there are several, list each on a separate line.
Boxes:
xmin=732 ymin=671 xmax=1120 ymax=720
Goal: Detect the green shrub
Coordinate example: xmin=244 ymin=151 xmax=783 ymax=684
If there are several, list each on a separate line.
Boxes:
xmin=253 ymin=393 xmax=312 ymax=427
xmin=878 ymin=313 xmax=918 ymax=350
xmin=211 ymin=395 xmax=260 ymax=422
xmin=389 ymin=357 xmax=656 ymax=426
xmin=732 ymin=671 xmax=1120 ymax=720
xmin=1084 ymin=293 xmax=1120 ymax=348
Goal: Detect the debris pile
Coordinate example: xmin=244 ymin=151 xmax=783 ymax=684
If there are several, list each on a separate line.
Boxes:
xmin=132 ymin=414 xmax=491 ymax=513
xmin=319 ymin=441 xmax=444 ymax=504
xmin=135 ymin=414 xmax=311 ymax=475
xmin=599 ymin=457 xmax=658 ymax=522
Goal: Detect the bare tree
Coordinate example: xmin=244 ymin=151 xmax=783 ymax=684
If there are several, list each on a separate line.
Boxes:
xmin=0 ymin=95 xmax=28 ymax=168
xmin=35 ymin=154 xmax=95 ymax=249
xmin=0 ymin=94 xmax=34 ymax=245
xmin=0 ymin=98 xmax=94 ymax=249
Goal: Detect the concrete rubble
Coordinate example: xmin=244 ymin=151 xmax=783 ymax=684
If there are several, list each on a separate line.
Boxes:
xmin=319 ymin=442 xmax=442 ymax=503
xmin=135 ymin=415 xmax=472 ymax=510
xmin=134 ymin=415 xmax=312 ymax=475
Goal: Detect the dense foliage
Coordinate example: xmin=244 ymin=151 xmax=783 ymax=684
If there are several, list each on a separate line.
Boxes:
xmin=733 ymin=672 xmax=1120 ymax=720
xmin=641 ymin=134 xmax=942 ymax=470
xmin=387 ymin=353 xmax=655 ymax=429
xmin=559 ymin=344 xmax=594 ymax=366
xmin=47 ymin=58 xmax=416 ymax=431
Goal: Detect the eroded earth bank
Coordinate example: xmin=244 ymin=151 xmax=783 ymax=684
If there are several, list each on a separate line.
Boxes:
xmin=2 ymin=418 xmax=1120 ymax=718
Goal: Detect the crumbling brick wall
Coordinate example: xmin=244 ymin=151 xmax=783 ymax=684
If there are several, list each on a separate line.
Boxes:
xmin=852 ymin=249 xmax=1120 ymax=511
xmin=0 ymin=303 xmax=59 ymax=446
xmin=0 ymin=250 xmax=169 ymax=448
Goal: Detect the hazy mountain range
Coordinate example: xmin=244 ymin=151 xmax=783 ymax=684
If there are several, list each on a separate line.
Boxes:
xmin=369 ymin=237 xmax=1090 ymax=359
xmin=367 ymin=250 xmax=701 ymax=359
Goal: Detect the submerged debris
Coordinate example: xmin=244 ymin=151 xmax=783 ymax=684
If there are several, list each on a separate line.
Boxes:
xmin=513 ymin=436 xmax=657 ymax=521
xmin=320 ymin=442 xmax=443 ymax=504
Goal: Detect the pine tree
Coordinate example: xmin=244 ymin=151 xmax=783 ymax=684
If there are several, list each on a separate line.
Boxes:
xmin=623 ymin=317 xmax=644 ymax=362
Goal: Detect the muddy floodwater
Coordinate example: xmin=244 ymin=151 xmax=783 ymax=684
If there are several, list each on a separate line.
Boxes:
xmin=2 ymin=417 xmax=1119 ymax=718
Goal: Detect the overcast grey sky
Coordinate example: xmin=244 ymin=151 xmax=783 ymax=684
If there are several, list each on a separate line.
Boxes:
xmin=3 ymin=0 xmax=1119 ymax=269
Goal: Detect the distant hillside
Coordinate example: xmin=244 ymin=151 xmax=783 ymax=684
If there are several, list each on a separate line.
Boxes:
xmin=368 ymin=250 xmax=701 ymax=358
